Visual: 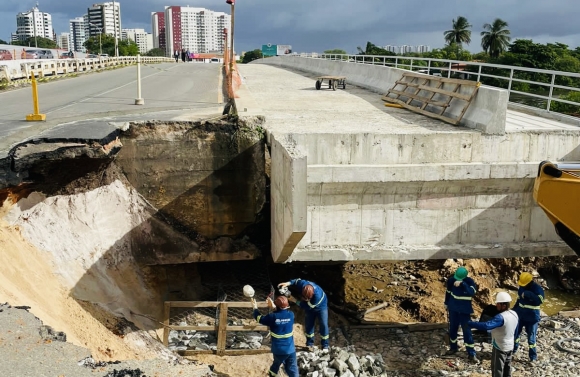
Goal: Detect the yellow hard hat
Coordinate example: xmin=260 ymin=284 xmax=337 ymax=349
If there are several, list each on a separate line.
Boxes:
xmin=518 ymin=272 xmax=533 ymax=286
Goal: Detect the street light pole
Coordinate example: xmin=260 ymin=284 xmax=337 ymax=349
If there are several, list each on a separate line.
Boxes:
xmin=89 ymin=23 xmax=102 ymax=55
xmin=229 ymin=1 xmax=235 ymax=68
xmin=113 ymin=0 xmax=118 ymax=57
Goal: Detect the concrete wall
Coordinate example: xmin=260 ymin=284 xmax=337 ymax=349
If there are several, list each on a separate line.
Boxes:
xmin=0 ymin=56 xmax=172 ymax=81
xmin=255 ymin=56 xmax=508 ymax=135
xmin=270 ymin=135 xmax=307 ymax=262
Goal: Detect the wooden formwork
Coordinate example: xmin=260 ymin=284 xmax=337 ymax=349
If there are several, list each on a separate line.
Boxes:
xmin=163 ymin=301 xmax=272 ymax=356
xmin=382 ymin=72 xmax=480 ymax=125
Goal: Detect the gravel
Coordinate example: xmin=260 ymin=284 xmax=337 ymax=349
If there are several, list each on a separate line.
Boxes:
xmin=0 ymin=303 xmax=215 ymax=377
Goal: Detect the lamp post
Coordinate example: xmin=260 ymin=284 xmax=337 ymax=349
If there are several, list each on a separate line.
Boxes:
xmin=89 ymin=23 xmax=103 ymax=55
xmin=226 ymin=0 xmax=235 ymax=68
xmin=113 ymin=0 xmax=119 ymax=57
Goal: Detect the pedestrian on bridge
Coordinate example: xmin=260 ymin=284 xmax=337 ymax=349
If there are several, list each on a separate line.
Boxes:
xmin=444 ymin=266 xmax=479 ymax=363
xmin=278 ymin=278 xmax=329 ymax=349
xmin=252 ymin=295 xmax=298 ymax=377
xmin=469 ymin=292 xmax=519 ymax=377
xmin=174 ymin=50 xmax=179 ymax=62
xmin=513 ymin=272 xmax=545 ymax=362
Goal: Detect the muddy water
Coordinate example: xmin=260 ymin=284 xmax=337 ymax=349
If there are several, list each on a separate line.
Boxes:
xmin=505 ymin=290 xmax=580 ymax=316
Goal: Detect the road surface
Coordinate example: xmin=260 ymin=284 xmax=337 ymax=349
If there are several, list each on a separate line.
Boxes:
xmin=0 ymin=62 xmax=222 ymax=155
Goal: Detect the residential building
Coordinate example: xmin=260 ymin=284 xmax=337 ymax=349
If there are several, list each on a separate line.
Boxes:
xmin=122 ymin=28 xmax=154 ymax=54
xmin=164 ymin=6 xmax=230 ymax=57
xmin=58 ymin=32 xmax=70 ymax=50
xmin=416 ymin=45 xmax=431 ymax=54
xmin=151 ymin=11 xmax=166 ymax=50
xmin=69 ymin=16 xmax=88 ymax=53
xmin=87 ymin=2 xmax=121 ymax=40
xmin=13 ymin=5 xmax=53 ymax=42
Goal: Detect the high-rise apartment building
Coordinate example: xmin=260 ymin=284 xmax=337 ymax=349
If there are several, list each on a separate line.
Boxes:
xmin=13 ymin=5 xmax=53 ymax=42
xmin=58 ymin=32 xmax=70 ymax=50
xmin=69 ymin=17 xmax=88 ymax=53
xmin=164 ymin=6 xmax=230 ymax=57
xmin=151 ymin=11 xmax=166 ymax=50
xmin=87 ymin=2 xmax=121 ymax=40
xmin=122 ymin=28 xmax=153 ymax=54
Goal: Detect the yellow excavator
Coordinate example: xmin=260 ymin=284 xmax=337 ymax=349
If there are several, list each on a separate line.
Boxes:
xmin=534 ymin=161 xmax=580 ymax=255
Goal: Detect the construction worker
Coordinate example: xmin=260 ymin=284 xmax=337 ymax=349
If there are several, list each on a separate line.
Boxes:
xmin=513 ymin=272 xmax=545 ymax=361
xmin=278 ymin=279 xmax=329 ymax=349
xmin=252 ymin=296 xmax=298 ymax=377
xmin=468 ymin=292 xmax=519 ymax=377
xmin=444 ymin=266 xmax=478 ymax=363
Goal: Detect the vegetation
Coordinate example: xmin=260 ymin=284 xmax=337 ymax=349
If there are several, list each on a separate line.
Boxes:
xmin=324 ymin=49 xmax=348 ymax=55
xmin=11 ymin=37 xmax=57 ymax=49
xmin=83 ymin=34 xmax=139 ymax=56
xmin=444 ymin=16 xmax=472 ymax=48
xmin=145 ymin=48 xmax=166 ymax=57
xmin=550 ymin=91 xmax=580 ymax=115
xmin=481 ymin=18 xmax=511 ymax=58
xmin=0 ymin=39 xmax=7 ymax=45
xmin=241 ymin=49 xmax=263 ymax=64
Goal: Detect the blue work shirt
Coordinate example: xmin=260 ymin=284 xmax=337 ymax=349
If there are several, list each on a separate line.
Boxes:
xmin=290 ymin=279 xmax=327 ymax=311
xmin=444 ymin=276 xmax=477 ymax=314
xmin=513 ymin=282 xmax=545 ymax=323
xmin=253 ymin=308 xmax=295 ymax=355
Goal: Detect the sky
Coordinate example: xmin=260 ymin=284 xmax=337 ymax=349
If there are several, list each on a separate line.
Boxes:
xmin=1 ymin=0 xmax=579 ymax=54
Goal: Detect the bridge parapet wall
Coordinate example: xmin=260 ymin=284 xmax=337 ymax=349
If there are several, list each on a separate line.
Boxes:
xmin=256 ymin=56 xmax=508 ymax=135
xmin=0 ymin=57 xmax=173 ymax=82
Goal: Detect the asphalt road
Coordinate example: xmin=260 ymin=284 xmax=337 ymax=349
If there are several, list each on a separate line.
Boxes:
xmin=0 ymin=62 xmax=222 ymax=153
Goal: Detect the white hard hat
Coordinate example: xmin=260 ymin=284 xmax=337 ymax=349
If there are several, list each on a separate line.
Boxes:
xmin=243 ymin=285 xmax=255 ymax=298
xmin=495 ymin=292 xmax=512 ymax=304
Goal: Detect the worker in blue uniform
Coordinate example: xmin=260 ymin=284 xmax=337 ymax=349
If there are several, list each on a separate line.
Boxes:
xmin=253 ymin=295 xmax=298 ymax=377
xmin=444 ymin=266 xmax=479 ymax=363
xmin=513 ymin=272 xmax=545 ymax=362
xmin=278 ymin=278 xmax=329 ymax=349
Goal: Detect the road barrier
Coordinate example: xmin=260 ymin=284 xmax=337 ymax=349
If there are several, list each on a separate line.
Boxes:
xmin=0 ymin=56 xmax=173 ymax=82
xmin=25 ymin=74 xmax=46 ymax=121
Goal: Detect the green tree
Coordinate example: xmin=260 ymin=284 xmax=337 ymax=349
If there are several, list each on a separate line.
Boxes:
xmin=356 ymin=41 xmax=393 ymax=56
xmin=84 ymin=34 xmax=138 ymax=56
xmin=145 ymin=48 xmax=166 ymax=57
xmin=324 ymin=49 xmax=347 ymax=55
xmin=241 ymin=49 xmax=262 ymax=64
xmin=0 ymin=39 xmax=7 ymax=45
xmin=444 ymin=16 xmax=472 ymax=48
xmin=119 ymin=40 xmax=139 ymax=56
xmin=481 ymin=18 xmax=511 ymax=58
xmin=550 ymin=91 xmax=580 ymax=115
xmin=11 ymin=37 xmax=57 ymax=49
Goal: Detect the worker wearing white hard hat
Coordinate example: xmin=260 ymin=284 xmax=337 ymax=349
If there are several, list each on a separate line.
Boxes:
xmin=469 ymin=292 xmax=519 ymax=377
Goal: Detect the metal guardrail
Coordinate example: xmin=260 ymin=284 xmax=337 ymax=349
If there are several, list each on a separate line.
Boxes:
xmin=289 ymin=53 xmax=580 ymax=114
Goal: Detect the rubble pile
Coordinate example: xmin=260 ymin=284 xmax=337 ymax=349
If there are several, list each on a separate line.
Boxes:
xmin=168 ymin=325 xmax=268 ymax=352
xmin=297 ymin=346 xmax=388 ymax=377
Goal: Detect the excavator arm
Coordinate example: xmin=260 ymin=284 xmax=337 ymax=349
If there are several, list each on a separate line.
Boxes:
xmin=533 ymin=161 xmax=580 ymax=256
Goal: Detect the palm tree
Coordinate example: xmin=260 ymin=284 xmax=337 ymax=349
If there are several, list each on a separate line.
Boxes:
xmin=444 ymin=16 xmax=472 ymax=48
xmin=481 ymin=19 xmax=511 ymax=58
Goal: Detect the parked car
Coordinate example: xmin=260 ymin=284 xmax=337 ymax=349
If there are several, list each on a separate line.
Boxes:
xmin=99 ymin=53 xmax=109 ymax=57
xmin=37 ymin=50 xmax=54 ymax=59
xmin=417 ymin=69 xmax=442 ymax=77
xmin=0 ymin=49 xmax=12 ymax=60
xmin=86 ymin=54 xmax=99 ymax=58
xmin=60 ymin=51 xmax=75 ymax=59
xmin=24 ymin=50 xmax=39 ymax=59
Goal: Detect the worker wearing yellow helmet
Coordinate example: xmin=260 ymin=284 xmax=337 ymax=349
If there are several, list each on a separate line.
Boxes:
xmin=513 ymin=272 xmax=545 ymax=362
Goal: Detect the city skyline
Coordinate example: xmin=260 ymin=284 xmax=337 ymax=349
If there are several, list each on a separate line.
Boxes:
xmin=1 ymin=1 xmax=579 ymax=54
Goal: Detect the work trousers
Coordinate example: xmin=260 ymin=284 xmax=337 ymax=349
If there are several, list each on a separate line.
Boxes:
xmin=514 ymin=320 xmax=539 ymax=360
xmin=304 ymin=308 xmax=329 ymax=348
xmin=491 ymin=347 xmax=513 ymax=377
xmin=270 ymin=352 xmax=298 ymax=377
xmin=448 ymin=311 xmax=476 ymax=356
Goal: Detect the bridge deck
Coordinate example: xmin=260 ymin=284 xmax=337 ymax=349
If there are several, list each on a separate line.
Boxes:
xmin=239 ymin=64 xmax=579 ymax=136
